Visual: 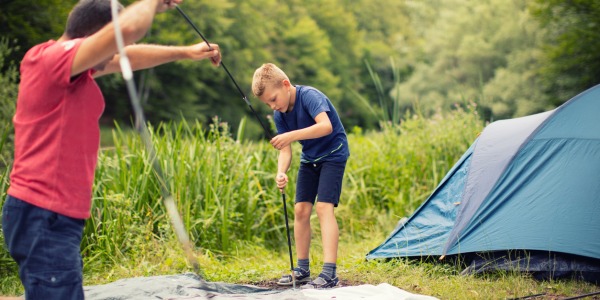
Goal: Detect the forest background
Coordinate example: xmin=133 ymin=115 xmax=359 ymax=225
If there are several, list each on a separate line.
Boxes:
xmin=2 ymin=0 xmax=600 ymax=144
xmin=1 ymin=0 xmax=600 ymax=298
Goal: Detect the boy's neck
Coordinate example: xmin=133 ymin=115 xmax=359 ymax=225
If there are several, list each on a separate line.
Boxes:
xmin=288 ymin=85 xmax=297 ymax=112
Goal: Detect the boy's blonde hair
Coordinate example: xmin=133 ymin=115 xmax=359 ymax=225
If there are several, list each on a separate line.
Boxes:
xmin=252 ymin=63 xmax=290 ymax=97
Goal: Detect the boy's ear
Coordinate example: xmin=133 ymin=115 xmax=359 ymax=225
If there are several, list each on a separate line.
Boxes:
xmin=282 ymin=79 xmax=291 ymax=88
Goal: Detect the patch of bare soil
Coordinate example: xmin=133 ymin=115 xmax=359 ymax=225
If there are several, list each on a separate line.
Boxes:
xmin=250 ymin=278 xmax=365 ymax=290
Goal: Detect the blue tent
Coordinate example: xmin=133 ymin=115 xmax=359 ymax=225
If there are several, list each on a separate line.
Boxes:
xmin=367 ymin=85 xmax=600 ymax=282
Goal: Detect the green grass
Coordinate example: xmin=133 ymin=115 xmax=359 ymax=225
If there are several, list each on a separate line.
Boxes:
xmin=1 ymin=109 xmax=598 ymax=299
xmin=3 ymin=230 xmax=597 ymax=299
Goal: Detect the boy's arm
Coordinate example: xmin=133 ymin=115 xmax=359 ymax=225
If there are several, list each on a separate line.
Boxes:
xmin=93 ymin=43 xmax=221 ymax=77
xmin=270 ymin=112 xmax=332 ymax=150
xmin=276 ymin=145 xmax=292 ymax=190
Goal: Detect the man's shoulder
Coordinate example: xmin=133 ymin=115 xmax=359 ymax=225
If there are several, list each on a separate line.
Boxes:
xmin=24 ymin=39 xmax=83 ymax=62
xmin=23 ymin=40 xmax=55 ymax=59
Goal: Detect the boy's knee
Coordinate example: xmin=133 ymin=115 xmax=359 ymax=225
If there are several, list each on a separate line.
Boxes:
xmin=294 ymin=203 xmax=312 ymax=220
xmin=315 ymin=202 xmax=334 ymax=217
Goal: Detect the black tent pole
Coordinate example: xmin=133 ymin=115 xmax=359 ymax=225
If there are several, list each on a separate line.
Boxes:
xmin=175 ymin=5 xmax=296 ymax=288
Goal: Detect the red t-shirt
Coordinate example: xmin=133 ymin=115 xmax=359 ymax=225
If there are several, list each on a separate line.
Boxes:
xmin=8 ymin=38 xmax=105 ymax=219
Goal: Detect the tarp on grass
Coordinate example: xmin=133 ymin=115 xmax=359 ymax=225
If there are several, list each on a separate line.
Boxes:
xmin=84 ymin=273 xmax=439 ymax=300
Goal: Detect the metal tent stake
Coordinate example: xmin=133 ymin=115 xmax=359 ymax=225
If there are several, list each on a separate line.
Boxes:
xmin=281 ymin=190 xmax=295 ymax=288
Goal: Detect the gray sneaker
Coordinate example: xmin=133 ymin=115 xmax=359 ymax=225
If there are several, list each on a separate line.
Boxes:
xmin=300 ymin=274 xmax=339 ymax=289
xmin=277 ymin=268 xmax=311 ymax=286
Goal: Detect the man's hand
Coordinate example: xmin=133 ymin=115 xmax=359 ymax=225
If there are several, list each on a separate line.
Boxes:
xmin=187 ymin=42 xmax=221 ymax=66
xmin=156 ymin=0 xmax=182 ymax=13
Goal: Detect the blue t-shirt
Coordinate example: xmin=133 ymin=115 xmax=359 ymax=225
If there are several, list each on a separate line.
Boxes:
xmin=273 ymin=85 xmax=349 ymax=163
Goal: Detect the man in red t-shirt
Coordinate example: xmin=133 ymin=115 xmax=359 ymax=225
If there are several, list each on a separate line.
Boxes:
xmin=1 ymin=0 xmax=221 ymax=299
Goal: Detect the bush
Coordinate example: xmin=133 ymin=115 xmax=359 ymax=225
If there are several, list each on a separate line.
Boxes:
xmin=0 ymin=37 xmax=18 ymax=169
xmin=80 ymin=108 xmax=484 ymax=263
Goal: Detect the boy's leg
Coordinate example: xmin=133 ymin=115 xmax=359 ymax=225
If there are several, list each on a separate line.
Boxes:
xmin=277 ymin=204 xmax=311 ymax=286
xmin=315 ymin=160 xmax=345 ymax=267
xmin=2 ymin=195 xmax=85 ymax=300
xmin=277 ymin=163 xmax=319 ymax=286
xmin=294 ymin=202 xmax=313 ymax=261
xmin=294 ymin=162 xmax=320 ymax=265
xmin=315 ymin=202 xmax=338 ymax=264
xmin=300 ymin=160 xmax=345 ymax=289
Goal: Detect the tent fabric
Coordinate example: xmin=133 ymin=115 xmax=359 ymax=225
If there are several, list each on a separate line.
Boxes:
xmin=84 ymin=273 xmax=439 ymax=300
xmin=369 ymin=144 xmax=474 ymax=257
xmin=367 ymin=84 xmax=600 ymax=280
xmin=444 ymin=110 xmax=554 ymax=255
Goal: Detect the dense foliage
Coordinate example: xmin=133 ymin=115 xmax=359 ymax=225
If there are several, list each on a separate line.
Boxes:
xmin=0 ymin=39 xmax=18 ymax=169
xmin=531 ymin=0 xmax=600 ymax=106
xmin=1 ymin=1 xmax=599 ymax=295
xmin=2 ymin=0 xmax=599 ymax=136
xmin=96 ymin=0 xmax=413 ymax=137
xmin=0 ymin=106 xmax=481 ymax=266
xmin=396 ymin=0 xmax=552 ymax=120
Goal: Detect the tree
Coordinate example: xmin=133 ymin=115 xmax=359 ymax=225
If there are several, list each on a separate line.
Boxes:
xmin=347 ymin=0 xmax=414 ymax=128
xmin=0 ymin=38 xmax=19 ymax=167
xmin=0 ymin=0 xmax=438 ymax=136
xmin=395 ymin=0 xmax=549 ymax=120
xmin=531 ymin=0 xmax=600 ymax=106
xmin=0 ymin=0 xmax=74 ymax=64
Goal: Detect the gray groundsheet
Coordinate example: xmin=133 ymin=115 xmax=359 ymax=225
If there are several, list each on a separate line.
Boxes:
xmin=84 ymin=273 xmax=439 ymax=300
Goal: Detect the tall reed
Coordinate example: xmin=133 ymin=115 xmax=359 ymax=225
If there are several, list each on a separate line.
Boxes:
xmin=0 ymin=107 xmax=483 ymax=265
xmin=341 ymin=104 xmax=483 ymax=239
xmin=80 ymin=107 xmax=483 ymax=263
xmin=84 ymin=117 xmax=293 ymax=262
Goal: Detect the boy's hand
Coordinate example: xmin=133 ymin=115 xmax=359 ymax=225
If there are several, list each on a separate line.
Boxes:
xmin=276 ymin=172 xmax=288 ymax=190
xmin=270 ymin=133 xmax=293 ymax=150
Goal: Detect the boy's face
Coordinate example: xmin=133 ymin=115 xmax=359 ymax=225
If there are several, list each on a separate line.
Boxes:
xmin=258 ymin=80 xmax=292 ymax=113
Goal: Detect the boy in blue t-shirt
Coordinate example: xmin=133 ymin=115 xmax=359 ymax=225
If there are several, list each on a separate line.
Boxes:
xmin=251 ymin=63 xmax=350 ymax=289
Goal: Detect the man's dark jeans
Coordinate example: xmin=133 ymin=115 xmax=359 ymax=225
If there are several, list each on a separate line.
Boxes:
xmin=2 ymin=195 xmax=85 ymax=300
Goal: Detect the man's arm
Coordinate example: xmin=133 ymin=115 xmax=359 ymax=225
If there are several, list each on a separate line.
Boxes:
xmin=71 ymin=0 xmax=177 ymax=77
xmin=93 ymin=42 xmax=221 ymax=77
xmin=270 ymin=112 xmax=333 ymax=150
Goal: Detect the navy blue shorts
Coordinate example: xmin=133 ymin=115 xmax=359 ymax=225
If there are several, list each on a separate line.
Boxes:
xmin=2 ymin=195 xmax=85 ymax=300
xmin=295 ymin=160 xmax=347 ymax=207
